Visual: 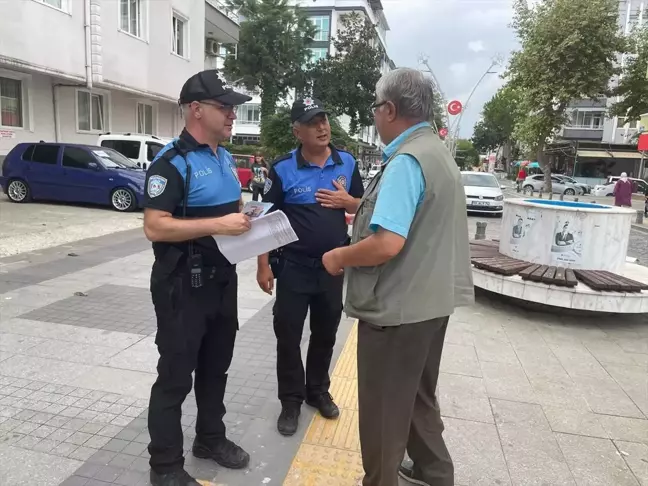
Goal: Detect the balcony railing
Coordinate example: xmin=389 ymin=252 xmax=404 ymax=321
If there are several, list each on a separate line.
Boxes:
xmin=206 ymin=0 xmax=240 ymax=24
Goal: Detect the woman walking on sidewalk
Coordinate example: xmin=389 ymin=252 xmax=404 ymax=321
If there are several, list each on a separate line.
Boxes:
xmin=614 ymin=172 xmax=632 ymax=208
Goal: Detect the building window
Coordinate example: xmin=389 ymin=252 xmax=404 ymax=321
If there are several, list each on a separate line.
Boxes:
xmin=77 ymin=90 xmax=106 ymax=132
xmin=137 ymin=103 xmax=154 ymax=135
xmin=172 ymin=13 xmax=188 ymax=57
xmin=120 ymin=0 xmax=141 ymax=38
xmin=238 ymin=104 xmax=260 ymax=125
xmin=0 ymin=77 xmax=23 ymax=128
xmin=34 ymin=0 xmax=69 ymax=11
xmin=308 ymin=48 xmax=328 ymax=64
xmin=310 ymin=16 xmax=330 ymax=42
xmin=571 ymin=111 xmax=605 ymax=129
xmin=620 ymin=118 xmax=638 ymax=129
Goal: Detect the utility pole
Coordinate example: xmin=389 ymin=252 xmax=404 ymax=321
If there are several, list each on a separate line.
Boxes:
xmin=447 ymin=55 xmax=503 ymax=158
xmin=418 ymin=55 xmax=448 ymax=134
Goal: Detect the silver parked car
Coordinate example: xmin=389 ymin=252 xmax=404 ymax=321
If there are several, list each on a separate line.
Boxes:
xmin=553 ymin=175 xmax=590 ymax=194
xmin=522 ymin=174 xmax=581 ymax=196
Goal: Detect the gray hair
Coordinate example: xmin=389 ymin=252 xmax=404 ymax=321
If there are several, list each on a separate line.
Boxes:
xmin=375 ymin=68 xmax=435 ymax=122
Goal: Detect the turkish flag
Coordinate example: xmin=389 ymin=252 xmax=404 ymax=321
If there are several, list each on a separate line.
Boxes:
xmin=639 ymin=133 xmax=648 ymax=152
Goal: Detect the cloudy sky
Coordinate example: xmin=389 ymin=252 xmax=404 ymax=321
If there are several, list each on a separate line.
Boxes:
xmin=381 ymin=0 xmax=520 ymax=138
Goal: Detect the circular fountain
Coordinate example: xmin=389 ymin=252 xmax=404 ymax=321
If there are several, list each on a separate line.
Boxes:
xmin=472 ymin=199 xmax=648 ymax=313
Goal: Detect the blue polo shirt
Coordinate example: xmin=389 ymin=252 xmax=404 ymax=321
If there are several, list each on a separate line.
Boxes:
xmin=143 ymin=129 xmax=241 ymax=265
xmin=263 ymin=146 xmax=364 ymax=257
xmin=369 ymin=123 xmax=428 ymax=238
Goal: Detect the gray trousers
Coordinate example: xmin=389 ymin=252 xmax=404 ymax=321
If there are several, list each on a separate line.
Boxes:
xmin=358 ymin=317 xmax=453 ymax=486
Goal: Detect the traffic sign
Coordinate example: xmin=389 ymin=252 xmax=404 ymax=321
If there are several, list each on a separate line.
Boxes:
xmin=439 ymin=127 xmax=448 ymax=138
xmin=447 ymin=100 xmax=463 ymax=116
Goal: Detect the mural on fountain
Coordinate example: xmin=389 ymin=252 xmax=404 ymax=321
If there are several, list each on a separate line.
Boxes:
xmin=499 ymin=199 xmax=636 ymax=273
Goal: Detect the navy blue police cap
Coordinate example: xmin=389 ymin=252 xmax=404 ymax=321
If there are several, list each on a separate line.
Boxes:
xmin=179 ymin=70 xmax=252 ymax=106
xmin=291 ymin=96 xmax=328 ymax=123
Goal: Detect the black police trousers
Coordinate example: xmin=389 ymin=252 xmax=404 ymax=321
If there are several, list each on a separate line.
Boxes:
xmin=273 ymin=254 xmax=344 ymax=404
xmin=148 ymin=261 xmax=238 ymax=474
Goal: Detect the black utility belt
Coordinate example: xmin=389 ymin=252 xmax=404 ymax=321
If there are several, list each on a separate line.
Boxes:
xmin=281 ymin=251 xmax=325 ymax=269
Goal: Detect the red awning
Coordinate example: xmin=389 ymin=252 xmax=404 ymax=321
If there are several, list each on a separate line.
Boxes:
xmin=639 ymin=133 xmax=648 ymax=152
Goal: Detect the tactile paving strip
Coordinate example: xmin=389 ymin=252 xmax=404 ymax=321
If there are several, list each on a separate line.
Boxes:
xmin=283 ymin=322 xmax=364 ymax=485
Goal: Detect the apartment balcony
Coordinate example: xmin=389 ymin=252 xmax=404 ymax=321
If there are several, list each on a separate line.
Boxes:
xmin=561 ymin=127 xmax=604 ymax=141
xmin=205 ymin=0 xmax=240 ymax=43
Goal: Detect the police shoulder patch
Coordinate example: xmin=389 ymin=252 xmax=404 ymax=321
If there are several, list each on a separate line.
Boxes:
xmin=147 ymin=175 xmax=167 ymax=198
xmin=263 ymin=178 xmax=273 ymax=195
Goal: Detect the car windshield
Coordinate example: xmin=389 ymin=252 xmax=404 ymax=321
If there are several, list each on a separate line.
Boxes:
xmin=461 ymin=174 xmax=499 ymax=188
xmin=92 ymin=148 xmax=140 ymax=169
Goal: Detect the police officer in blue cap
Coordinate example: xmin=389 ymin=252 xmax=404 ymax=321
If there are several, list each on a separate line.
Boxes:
xmin=256 ymin=97 xmax=365 ymax=436
xmin=143 ymin=70 xmax=252 ymax=486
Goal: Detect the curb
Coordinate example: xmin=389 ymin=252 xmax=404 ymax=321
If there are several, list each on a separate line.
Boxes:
xmin=633 ymin=223 xmax=648 ymax=234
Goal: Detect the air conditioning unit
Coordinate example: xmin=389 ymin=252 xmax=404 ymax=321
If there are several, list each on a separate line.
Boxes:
xmin=205 ymin=39 xmax=221 ymax=56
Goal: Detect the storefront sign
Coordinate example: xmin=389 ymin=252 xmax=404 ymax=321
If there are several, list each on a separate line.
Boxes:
xmin=0 ymin=130 xmax=16 ymax=139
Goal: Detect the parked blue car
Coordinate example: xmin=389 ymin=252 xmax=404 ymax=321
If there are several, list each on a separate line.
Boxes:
xmin=0 ymin=142 xmax=146 ymax=211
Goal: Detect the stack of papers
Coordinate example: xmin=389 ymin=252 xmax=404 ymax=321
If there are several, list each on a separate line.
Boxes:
xmin=213 ymin=203 xmax=298 ymax=264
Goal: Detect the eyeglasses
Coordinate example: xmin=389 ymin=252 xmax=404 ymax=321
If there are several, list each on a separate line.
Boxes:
xmin=371 ymin=101 xmax=387 ymax=114
xmin=199 ymin=101 xmax=238 ymax=113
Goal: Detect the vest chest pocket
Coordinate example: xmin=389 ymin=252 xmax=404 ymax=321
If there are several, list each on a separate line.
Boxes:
xmin=354 ymin=192 xmax=378 ymax=241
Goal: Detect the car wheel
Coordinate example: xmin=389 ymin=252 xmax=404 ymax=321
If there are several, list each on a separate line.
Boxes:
xmin=606 ymin=193 xmax=613 ymax=197
xmin=111 ymin=188 xmax=136 ymax=212
xmin=564 ymin=188 xmax=576 ymax=196
xmin=523 ymin=185 xmax=534 ymax=195
xmin=7 ymin=179 xmax=31 ymax=203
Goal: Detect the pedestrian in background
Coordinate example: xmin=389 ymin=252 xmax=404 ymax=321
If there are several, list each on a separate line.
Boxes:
xmin=516 ymin=165 xmax=527 ymax=192
xmin=256 ymin=97 xmax=364 ymax=437
xmin=614 ymin=172 xmax=632 ymax=207
xmin=322 ymin=68 xmax=474 ymax=486
xmin=143 ymin=70 xmax=252 ymax=486
xmin=250 ymin=154 xmax=268 ymax=201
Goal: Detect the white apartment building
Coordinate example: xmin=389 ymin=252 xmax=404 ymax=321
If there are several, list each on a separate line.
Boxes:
xmin=231 ymin=0 xmax=393 ymax=152
xmin=0 ymin=0 xmax=240 ymax=161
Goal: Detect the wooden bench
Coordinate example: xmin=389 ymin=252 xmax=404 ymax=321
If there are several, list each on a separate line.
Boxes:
xmin=519 ymin=264 xmax=578 ymax=288
xmin=471 ymin=255 xmax=533 ymax=276
xmin=469 ymin=240 xmax=647 ymax=293
xmin=573 ymin=270 xmax=648 ymax=293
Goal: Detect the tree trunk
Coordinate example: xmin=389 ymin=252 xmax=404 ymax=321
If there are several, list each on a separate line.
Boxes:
xmin=259 ymin=85 xmax=279 ymax=143
xmin=538 ymin=144 xmax=553 ymax=199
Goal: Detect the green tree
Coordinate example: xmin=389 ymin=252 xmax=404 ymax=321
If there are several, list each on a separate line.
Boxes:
xmin=307 ymin=13 xmax=384 ymax=135
xmin=224 ymin=0 xmax=316 ymax=127
xmin=430 ymin=87 xmax=447 ymax=132
xmin=507 ymin=0 xmax=625 ymax=194
xmin=261 ymin=106 xmax=353 ymax=159
xmin=471 ymin=85 xmax=521 ymax=167
xmin=610 ymin=25 xmax=648 ymax=125
xmin=455 ymin=139 xmax=480 ymax=169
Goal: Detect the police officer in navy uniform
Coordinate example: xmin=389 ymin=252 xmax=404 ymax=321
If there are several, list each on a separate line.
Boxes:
xmin=256 ymin=97 xmax=364 ymax=436
xmin=143 ymin=70 xmax=253 ymax=486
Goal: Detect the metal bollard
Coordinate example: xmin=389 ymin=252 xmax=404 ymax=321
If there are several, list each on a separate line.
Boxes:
xmin=559 ymin=193 xmax=564 ymax=201
xmin=574 ymin=198 xmax=579 ymax=202
xmin=539 ymin=191 xmax=543 ymax=199
xmin=475 ymin=222 xmax=487 ymax=240
xmin=637 ymin=210 xmax=644 ymax=225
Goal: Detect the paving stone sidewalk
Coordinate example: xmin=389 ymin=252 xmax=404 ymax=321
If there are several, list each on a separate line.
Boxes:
xmin=1 ymin=225 xmax=647 ymax=486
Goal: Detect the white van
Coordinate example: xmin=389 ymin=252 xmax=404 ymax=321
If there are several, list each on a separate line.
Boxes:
xmin=97 ymin=133 xmax=172 ymax=170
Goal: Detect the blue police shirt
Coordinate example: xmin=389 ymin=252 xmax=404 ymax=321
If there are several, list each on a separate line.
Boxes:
xmin=143 ymin=129 xmax=241 ymax=265
xmin=369 ymin=122 xmax=428 ymax=238
xmin=263 ymin=146 xmax=364 ymax=257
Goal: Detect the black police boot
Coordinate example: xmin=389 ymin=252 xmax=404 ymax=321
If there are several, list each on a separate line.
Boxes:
xmin=277 ymin=402 xmax=301 ymax=436
xmin=398 ymin=458 xmax=432 ymax=486
xmin=192 ymin=437 xmax=250 ymax=469
xmin=150 ymin=469 xmax=201 ymax=486
xmin=306 ymin=392 xmax=340 ymax=419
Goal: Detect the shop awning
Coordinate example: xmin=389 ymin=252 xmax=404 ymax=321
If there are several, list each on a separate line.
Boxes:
xmin=576 ymin=150 xmax=642 ymax=159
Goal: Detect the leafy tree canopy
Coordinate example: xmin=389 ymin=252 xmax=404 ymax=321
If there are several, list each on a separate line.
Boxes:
xmin=610 ymin=25 xmax=648 ymax=123
xmin=224 ymin=0 xmax=316 ymax=124
xmin=506 ymin=0 xmax=625 ymax=190
xmin=471 ymin=85 xmax=522 ymax=153
xmin=308 ymin=13 xmax=384 ymax=135
xmin=455 ymin=139 xmax=481 ymax=169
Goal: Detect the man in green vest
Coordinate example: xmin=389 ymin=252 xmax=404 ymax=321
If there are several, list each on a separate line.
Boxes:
xmin=322 ymin=67 xmax=474 ymax=486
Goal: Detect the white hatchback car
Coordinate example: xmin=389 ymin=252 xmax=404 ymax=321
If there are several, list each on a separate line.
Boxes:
xmin=461 ymin=171 xmax=505 ymax=216
xmin=592 ymin=176 xmax=648 ymax=197
xmin=97 ymin=133 xmax=173 ymax=170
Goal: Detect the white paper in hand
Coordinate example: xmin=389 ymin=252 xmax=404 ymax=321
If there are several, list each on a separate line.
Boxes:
xmin=213 ymin=210 xmax=298 ymax=264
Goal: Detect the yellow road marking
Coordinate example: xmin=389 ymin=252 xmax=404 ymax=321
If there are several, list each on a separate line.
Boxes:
xmin=283 ymin=322 xmax=363 ymax=485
